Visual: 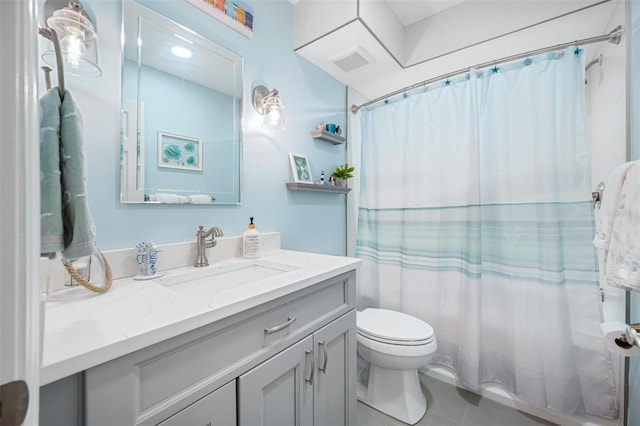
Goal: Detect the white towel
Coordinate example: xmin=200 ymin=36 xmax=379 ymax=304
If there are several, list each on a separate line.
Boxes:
xmin=594 ymin=161 xmax=637 ymax=250
xmin=187 ymin=194 xmax=212 ymax=204
xmin=156 ymin=193 xmax=180 ymax=203
xmin=605 ymin=162 xmax=640 ymax=291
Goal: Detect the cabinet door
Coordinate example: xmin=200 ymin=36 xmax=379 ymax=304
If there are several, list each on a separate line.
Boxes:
xmin=314 ymin=311 xmax=356 ymax=426
xmin=238 ymin=336 xmax=314 ymax=426
xmin=158 ymin=381 xmax=236 ymax=426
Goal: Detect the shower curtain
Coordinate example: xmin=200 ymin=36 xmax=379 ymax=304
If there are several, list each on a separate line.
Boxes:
xmin=356 ymin=47 xmax=618 ymax=419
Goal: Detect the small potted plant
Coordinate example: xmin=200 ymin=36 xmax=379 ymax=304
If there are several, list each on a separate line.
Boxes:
xmin=331 ymin=163 xmax=355 ymax=187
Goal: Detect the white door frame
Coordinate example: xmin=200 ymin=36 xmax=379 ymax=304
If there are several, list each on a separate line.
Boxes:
xmin=0 ymin=0 xmax=41 ymax=423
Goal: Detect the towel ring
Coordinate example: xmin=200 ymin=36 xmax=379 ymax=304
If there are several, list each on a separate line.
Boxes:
xmin=64 ymin=252 xmax=113 ymax=294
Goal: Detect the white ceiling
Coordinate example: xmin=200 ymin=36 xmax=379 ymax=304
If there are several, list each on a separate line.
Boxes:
xmin=384 ymin=0 xmax=597 ymax=28
xmin=385 ymin=0 xmax=466 ymax=26
xmin=293 ymin=0 xmax=619 ymax=101
xmin=290 ymin=0 xmax=469 ymax=27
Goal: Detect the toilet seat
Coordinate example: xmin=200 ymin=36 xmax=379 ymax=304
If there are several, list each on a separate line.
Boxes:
xmin=358 ymin=330 xmax=434 ymax=346
xmin=357 ymin=309 xmax=434 ymax=346
xmin=357 ymin=332 xmax=437 ymax=358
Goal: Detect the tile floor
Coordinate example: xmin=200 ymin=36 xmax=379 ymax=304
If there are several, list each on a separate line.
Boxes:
xmin=357 ymin=374 xmax=559 ymax=426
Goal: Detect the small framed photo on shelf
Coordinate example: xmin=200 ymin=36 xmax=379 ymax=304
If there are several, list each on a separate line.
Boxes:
xmin=158 ymin=131 xmax=203 ymax=171
xmin=289 ymin=153 xmax=313 ymax=184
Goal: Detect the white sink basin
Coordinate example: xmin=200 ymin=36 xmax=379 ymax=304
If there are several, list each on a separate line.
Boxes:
xmin=156 ymin=259 xmax=299 ymax=298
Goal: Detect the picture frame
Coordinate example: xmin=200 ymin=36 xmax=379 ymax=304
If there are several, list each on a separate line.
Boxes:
xmin=289 ymin=153 xmax=313 ymax=184
xmin=158 ymin=131 xmax=203 ymax=171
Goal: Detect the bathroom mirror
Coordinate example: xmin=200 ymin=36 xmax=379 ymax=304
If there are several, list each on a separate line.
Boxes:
xmin=121 ymin=0 xmax=242 ymax=204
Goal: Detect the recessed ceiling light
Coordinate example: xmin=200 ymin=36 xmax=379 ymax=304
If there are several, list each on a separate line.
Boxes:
xmin=171 ymin=46 xmax=192 ymax=58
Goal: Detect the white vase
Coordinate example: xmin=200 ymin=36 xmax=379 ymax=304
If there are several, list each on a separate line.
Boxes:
xmin=335 ymin=178 xmax=347 ymax=188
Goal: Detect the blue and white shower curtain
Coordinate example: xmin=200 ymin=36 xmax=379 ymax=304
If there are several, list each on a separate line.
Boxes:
xmin=357 ymin=47 xmax=618 ymax=419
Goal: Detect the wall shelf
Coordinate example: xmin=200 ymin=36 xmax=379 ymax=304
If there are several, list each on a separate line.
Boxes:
xmin=186 ymin=0 xmax=253 ymax=38
xmin=286 ymin=182 xmax=351 ymax=193
xmin=310 ymin=129 xmax=345 ymax=145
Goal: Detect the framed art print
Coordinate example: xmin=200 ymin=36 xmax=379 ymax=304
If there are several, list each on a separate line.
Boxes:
xmin=289 ymin=153 xmax=313 ymax=183
xmin=158 ymin=131 xmax=203 ymax=171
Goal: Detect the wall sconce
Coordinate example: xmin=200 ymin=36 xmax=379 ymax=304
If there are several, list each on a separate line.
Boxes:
xmin=41 ymin=0 xmax=102 ymax=78
xmin=252 ymin=85 xmax=285 ymax=129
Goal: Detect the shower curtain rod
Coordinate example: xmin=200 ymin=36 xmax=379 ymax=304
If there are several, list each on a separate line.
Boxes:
xmin=351 ymin=25 xmax=622 ymax=114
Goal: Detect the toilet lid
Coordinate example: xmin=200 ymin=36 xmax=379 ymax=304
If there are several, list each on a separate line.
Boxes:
xmin=357 ymin=308 xmax=434 ymax=344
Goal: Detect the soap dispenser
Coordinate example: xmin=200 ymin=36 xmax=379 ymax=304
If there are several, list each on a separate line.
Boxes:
xmin=243 ymin=217 xmax=260 ymax=259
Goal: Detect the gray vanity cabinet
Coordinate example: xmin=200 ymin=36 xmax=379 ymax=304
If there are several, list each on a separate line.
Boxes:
xmin=83 ymin=270 xmax=357 ymax=426
xmin=238 ymin=335 xmax=314 ymax=425
xmin=313 ymin=310 xmax=357 ymax=426
xmin=238 ymin=311 xmax=356 ymax=426
xmin=158 ymin=381 xmax=236 ymax=426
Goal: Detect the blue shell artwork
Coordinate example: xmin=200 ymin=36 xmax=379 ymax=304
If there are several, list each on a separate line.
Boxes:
xmin=163 ymin=144 xmax=182 ymax=160
xmin=159 ymin=133 xmax=201 ymax=170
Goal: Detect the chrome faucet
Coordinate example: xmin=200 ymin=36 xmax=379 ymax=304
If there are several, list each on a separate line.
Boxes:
xmin=194 ymin=226 xmax=223 ymax=267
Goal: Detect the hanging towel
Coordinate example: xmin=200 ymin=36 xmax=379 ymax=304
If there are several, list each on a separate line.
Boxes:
xmin=40 ymin=88 xmax=64 ymax=257
xmin=40 ymin=88 xmax=98 ymax=261
xmin=605 ymin=161 xmax=640 ymax=291
xmin=59 ymin=90 xmax=98 ymax=261
xmin=594 ymin=161 xmax=637 ymax=250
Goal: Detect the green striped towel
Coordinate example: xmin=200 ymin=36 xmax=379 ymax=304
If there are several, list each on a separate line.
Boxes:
xmin=40 ymin=88 xmax=98 ymax=260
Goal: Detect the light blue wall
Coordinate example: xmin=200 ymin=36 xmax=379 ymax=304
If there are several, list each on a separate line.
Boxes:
xmin=139 ymin=65 xmax=235 ymax=196
xmin=123 ymin=60 xmax=238 ymax=201
xmin=69 ymin=0 xmax=347 ymax=255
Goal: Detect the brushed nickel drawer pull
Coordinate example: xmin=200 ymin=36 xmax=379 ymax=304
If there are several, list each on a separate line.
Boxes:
xmin=305 ymin=349 xmax=314 ymax=385
xmin=264 ymin=316 xmax=296 ymax=334
xmin=318 ymin=340 xmax=328 ymax=373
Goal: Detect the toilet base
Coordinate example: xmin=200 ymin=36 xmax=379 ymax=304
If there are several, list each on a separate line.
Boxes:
xmin=357 ymin=364 xmax=426 ymax=425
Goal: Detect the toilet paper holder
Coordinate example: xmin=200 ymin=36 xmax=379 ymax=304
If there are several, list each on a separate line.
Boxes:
xmin=615 ymin=323 xmax=640 ymax=349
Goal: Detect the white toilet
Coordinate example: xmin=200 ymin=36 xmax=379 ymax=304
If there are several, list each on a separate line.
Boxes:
xmin=356 ymin=308 xmax=437 ymax=425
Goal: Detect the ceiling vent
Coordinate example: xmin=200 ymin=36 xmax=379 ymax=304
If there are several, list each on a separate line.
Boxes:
xmin=329 ymin=46 xmax=375 ymax=73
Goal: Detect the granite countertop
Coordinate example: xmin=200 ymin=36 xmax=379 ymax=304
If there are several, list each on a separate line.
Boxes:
xmin=41 ymin=249 xmax=361 ymax=385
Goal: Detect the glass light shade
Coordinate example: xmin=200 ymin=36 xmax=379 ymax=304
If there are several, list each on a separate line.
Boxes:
xmin=42 ymin=8 xmax=102 ymax=77
xmin=261 ymin=96 xmax=285 ymax=129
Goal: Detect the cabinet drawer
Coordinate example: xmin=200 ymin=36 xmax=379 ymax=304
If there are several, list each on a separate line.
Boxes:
xmin=137 ymin=278 xmax=348 ymax=411
xmin=86 ymin=271 xmax=356 ymax=426
xmin=157 ymin=380 xmax=235 ymax=426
